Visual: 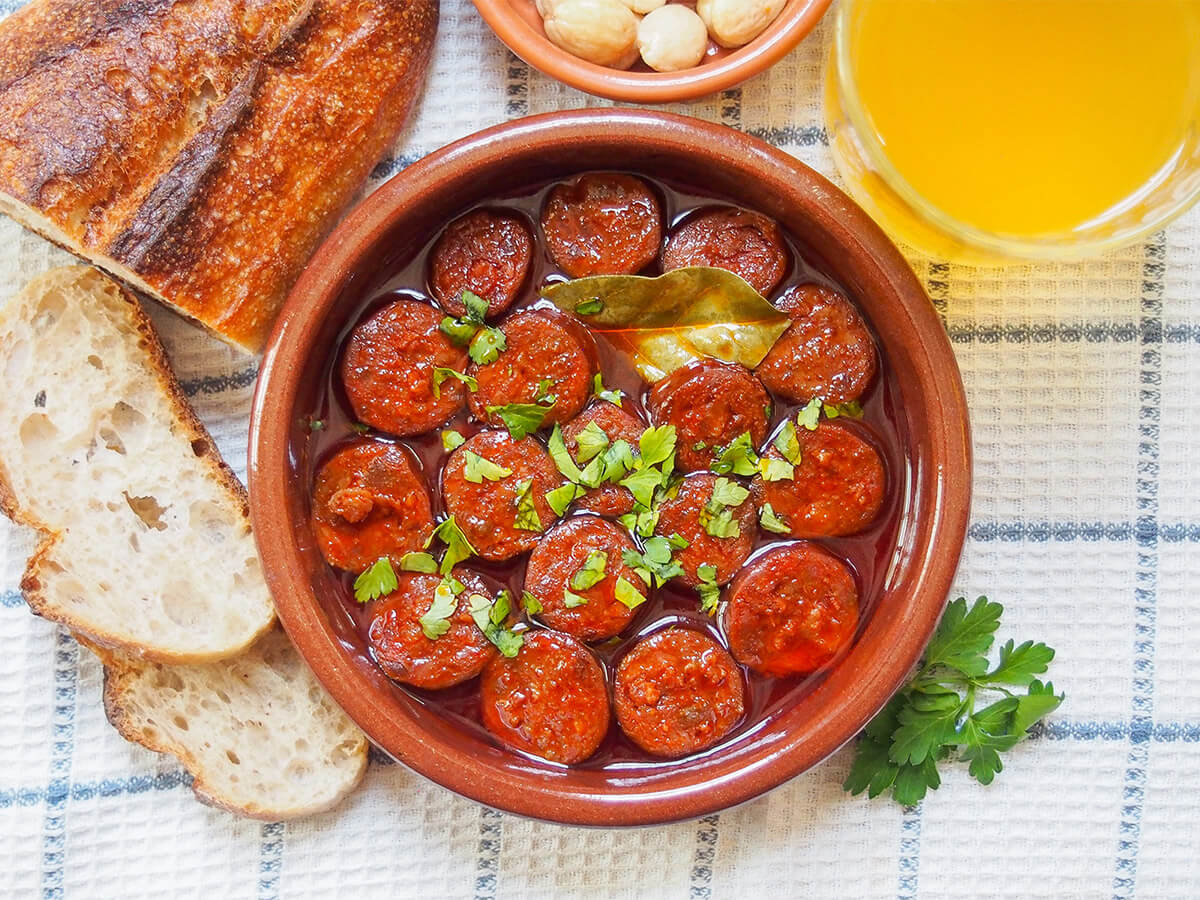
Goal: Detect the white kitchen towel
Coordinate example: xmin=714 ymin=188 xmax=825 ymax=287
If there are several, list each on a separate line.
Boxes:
xmin=1 ymin=1 xmax=1197 ymax=898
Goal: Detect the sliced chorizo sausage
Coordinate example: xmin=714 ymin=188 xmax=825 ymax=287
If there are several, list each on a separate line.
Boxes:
xmin=724 ymin=543 xmax=859 ymax=677
xmin=340 ymin=298 xmax=469 ymax=437
xmin=753 ymin=420 xmax=885 ymax=538
xmin=441 ymin=429 xmax=563 ymax=561
xmin=653 ymin=472 xmax=757 ymax=587
xmin=561 ymin=400 xmax=646 ymax=515
xmin=367 ymin=569 xmax=499 ymax=689
xmin=755 ymin=284 xmax=877 ymax=405
xmin=480 ymin=629 xmax=610 ymax=765
xmin=541 ymin=173 xmax=663 ymax=278
xmin=614 ymin=628 xmax=744 ymax=758
xmin=468 ymin=308 xmax=597 ymax=429
xmin=311 ymin=440 xmax=434 ymax=572
xmin=646 ymin=358 xmax=771 ymax=473
xmin=522 ymin=516 xmax=648 ymax=641
xmin=429 ymin=209 xmax=533 ymax=318
xmin=661 ymin=207 xmax=789 ymax=296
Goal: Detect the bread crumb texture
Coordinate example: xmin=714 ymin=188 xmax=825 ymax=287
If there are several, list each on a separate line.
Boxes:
xmin=0 ymin=266 xmax=274 ymax=660
xmin=98 ymin=628 xmax=368 ymax=820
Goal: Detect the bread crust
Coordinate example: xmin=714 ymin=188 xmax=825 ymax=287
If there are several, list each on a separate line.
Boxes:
xmin=0 ymin=0 xmax=437 ymax=352
xmin=0 ymin=266 xmax=274 ymax=662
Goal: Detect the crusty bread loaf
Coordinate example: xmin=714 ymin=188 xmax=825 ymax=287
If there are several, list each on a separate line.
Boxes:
xmin=0 ymin=0 xmax=436 ymax=352
xmin=92 ymin=628 xmax=368 ymax=820
xmin=0 ymin=266 xmax=275 ymax=661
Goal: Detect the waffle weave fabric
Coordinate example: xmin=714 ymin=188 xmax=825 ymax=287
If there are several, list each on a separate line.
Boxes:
xmin=1 ymin=1 xmax=1197 ymax=897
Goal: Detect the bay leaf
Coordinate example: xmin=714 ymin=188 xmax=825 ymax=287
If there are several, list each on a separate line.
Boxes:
xmin=540 ymin=266 xmax=791 ymax=382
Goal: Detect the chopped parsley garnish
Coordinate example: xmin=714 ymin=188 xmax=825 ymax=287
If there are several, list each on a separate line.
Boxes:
xmin=425 ymin=516 xmax=477 ymax=576
xmin=618 ymin=507 xmax=659 ymax=538
xmin=614 ymin=576 xmax=647 ymax=610
xmin=700 ymin=477 xmax=750 ymax=539
xmin=399 ymin=551 xmax=438 ymax=573
xmin=844 ymin=596 xmax=1064 ymax=806
xmin=619 ymin=466 xmax=665 ymax=509
xmin=548 ymin=425 xmax=585 ymax=481
xmin=349 ymin=422 xmax=370 ymax=434
xmin=773 ymin=419 xmax=802 ymax=464
xmin=575 ymin=298 xmax=604 ymax=316
xmin=797 ymin=398 xmax=822 ymax=431
xmin=759 ymin=502 xmax=790 ymax=534
xmin=622 ymin=535 xmax=682 ymax=588
xmin=521 ymin=590 xmax=543 ymax=616
xmin=513 ymin=478 xmax=542 ymax=532
xmin=468 ymin=591 xmax=524 ymax=657
xmin=308 ymin=418 xmax=324 ymax=431
xmin=441 ymin=428 xmax=465 ymax=451
xmin=824 ymin=400 xmax=864 ymax=419
xmin=432 ymin=367 xmax=478 ymax=399
xmin=570 ymin=550 xmax=609 ymax=590
xmin=637 ymin=425 xmax=676 ymax=470
xmin=592 ymin=372 xmax=624 ymax=407
xmin=488 ymin=400 xmax=556 ymax=440
xmin=696 ymin=563 xmax=721 ymax=616
xmin=575 ymin=421 xmax=610 ymax=462
xmin=758 ymin=456 xmax=794 ymax=482
xmin=712 ymin=431 xmax=759 ymax=476
xmin=462 ymin=450 xmax=512 ymax=483
xmin=418 ymin=579 xmax=458 ymax=639
xmin=545 ymin=481 xmax=586 ymax=516
xmin=441 ymin=291 xmax=506 ymax=364
xmin=352 ymin=556 xmax=398 ymax=604
xmin=563 ymin=588 xmax=589 ymax=608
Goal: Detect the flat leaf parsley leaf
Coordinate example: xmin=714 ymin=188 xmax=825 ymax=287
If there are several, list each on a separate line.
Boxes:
xmin=353 ymin=556 xmax=398 ymax=604
xmin=488 ymin=400 xmax=555 ymax=441
xmin=843 ymin=596 xmax=1064 ymax=807
xmin=418 ymin=579 xmax=459 ymax=639
xmin=592 ymin=372 xmax=624 ymax=407
xmin=468 ymin=591 xmax=524 ymax=657
xmin=462 ymin=450 xmax=512 ymax=484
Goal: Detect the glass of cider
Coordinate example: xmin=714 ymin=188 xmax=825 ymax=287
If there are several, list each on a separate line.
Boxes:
xmin=824 ymin=0 xmax=1200 ymax=262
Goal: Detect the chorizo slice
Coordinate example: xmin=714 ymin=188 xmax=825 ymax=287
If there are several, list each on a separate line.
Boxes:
xmin=522 ymin=516 xmax=647 ymax=641
xmin=468 ymin=308 xmax=597 ymax=429
xmin=646 ymin=358 xmax=771 ymax=473
xmin=367 ymin=569 xmax=499 ymax=689
xmin=441 ymin=429 xmax=563 ymax=561
xmin=311 ymin=440 xmax=434 ymax=572
xmin=755 ymin=284 xmax=877 ymax=405
xmin=340 ymin=298 xmax=469 ymax=437
xmin=661 ymin=207 xmax=789 ymax=296
xmin=561 ymin=400 xmax=646 ymax=515
xmin=480 ymin=629 xmax=610 ymax=765
xmin=429 ymin=209 xmax=533 ymax=317
xmin=541 ymin=172 xmax=662 ymax=278
xmin=753 ymin=420 xmax=885 ymax=538
xmin=653 ymin=473 xmax=757 ymax=587
xmin=614 ymin=629 xmax=744 ymax=758
xmin=724 ymin=543 xmax=859 ymax=677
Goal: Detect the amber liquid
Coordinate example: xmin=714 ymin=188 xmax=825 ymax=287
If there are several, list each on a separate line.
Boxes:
xmin=305 ymin=175 xmax=911 ymax=770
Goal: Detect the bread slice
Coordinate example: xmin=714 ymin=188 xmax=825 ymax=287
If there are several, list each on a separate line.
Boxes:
xmin=0 ymin=0 xmax=436 ymax=352
xmin=91 ymin=628 xmax=368 ymax=820
xmin=0 ymin=266 xmax=275 ymax=661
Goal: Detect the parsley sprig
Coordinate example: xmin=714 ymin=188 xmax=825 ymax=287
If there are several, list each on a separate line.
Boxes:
xmin=440 ymin=290 xmax=507 ymax=365
xmin=844 ymin=596 xmax=1064 ymax=806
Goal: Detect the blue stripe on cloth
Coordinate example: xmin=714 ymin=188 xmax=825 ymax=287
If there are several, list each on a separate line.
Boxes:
xmin=896 ymin=804 xmax=922 ymax=900
xmin=474 ymin=807 xmax=502 ymax=900
xmin=689 ymin=814 xmax=720 ymax=900
xmin=1112 ymin=237 xmax=1164 ymax=899
xmin=179 ymin=366 xmax=258 ymax=398
xmin=948 ymin=321 xmax=1142 ymax=344
xmin=258 ymin=822 xmax=285 ymax=900
xmin=2 ymin=589 xmax=25 ymax=608
xmin=41 ymin=629 xmax=78 ymax=900
xmin=744 ymin=125 xmax=828 ymax=147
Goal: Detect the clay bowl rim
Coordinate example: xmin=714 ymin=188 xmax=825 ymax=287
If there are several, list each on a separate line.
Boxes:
xmin=470 ymin=0 xmax=834 ymax=103
xmin=248 ymin=109 xmax=972 ymax=827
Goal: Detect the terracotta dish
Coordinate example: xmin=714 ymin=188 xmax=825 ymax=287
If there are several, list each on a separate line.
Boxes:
xmin=472 ymin=0 xmax=833 ymax=103
xmin=249 ymin=110 xmax=971 ymax=826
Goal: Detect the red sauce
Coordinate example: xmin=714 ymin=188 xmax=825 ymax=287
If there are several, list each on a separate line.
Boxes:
xmin=303 ymin=173 xmax=909 ymax=770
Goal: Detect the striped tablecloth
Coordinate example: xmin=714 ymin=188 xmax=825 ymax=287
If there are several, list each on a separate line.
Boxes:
xmin=2 ymin=1 xmax=1198 ymax=897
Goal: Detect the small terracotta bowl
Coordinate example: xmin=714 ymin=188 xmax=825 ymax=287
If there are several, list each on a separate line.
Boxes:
xmin=472 ymin=0 xmax=833 ymax=103
xmin=248 ymin=110 xmax=972 ymax=827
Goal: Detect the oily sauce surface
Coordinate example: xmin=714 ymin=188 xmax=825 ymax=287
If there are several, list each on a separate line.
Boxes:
xmin=305 ymin=174 xmax=910 ymax=770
